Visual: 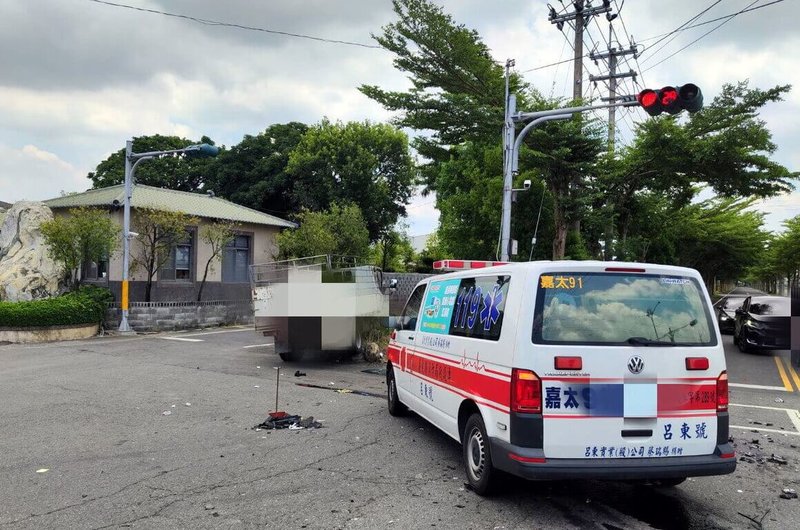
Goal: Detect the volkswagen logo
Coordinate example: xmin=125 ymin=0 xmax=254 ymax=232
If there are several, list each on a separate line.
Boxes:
xmin=627 ymin=356 xmax=645 ymax=375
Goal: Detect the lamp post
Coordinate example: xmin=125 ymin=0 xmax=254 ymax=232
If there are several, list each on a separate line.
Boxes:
xmin=118 ymin=141 xmax=220 ymax=333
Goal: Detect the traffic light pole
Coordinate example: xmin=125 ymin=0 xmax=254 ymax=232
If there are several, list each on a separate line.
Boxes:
xmin=499 ymin=99 xmax=637 ymax=262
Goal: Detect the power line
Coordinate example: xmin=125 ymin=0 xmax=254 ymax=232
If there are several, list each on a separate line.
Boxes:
xmin=87 ymin=0 xmax=382 ymax=50
xmin=638 ymin=0 xmax=787 ymax=44
xmin=639 ymin=0 xmax=722 ymax=64
xmin=642 ymin=0 xmax=762 ymax=74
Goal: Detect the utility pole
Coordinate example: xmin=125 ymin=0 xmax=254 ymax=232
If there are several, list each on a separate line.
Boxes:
xmin=590 ymin=42 xmax=638 ymax=151
xmin=549 ymin=0 xmax=612 ymax=101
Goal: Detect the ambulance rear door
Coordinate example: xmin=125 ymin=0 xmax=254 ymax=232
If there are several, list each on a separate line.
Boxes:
xmin=529 ymin=268 xmax=722 ymax=462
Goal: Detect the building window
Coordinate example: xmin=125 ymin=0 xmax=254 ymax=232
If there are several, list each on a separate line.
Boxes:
xmin=223 ymin=234 xmax=251 ymax=283
xmin=161 ymin=230 xmax=194 ymax=281
xmin=81 ymin=258 xmax=108 ymax=281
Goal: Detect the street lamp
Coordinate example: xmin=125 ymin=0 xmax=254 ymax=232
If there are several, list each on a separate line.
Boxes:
xmin=118 ymin=140 xmax=220 ymax=333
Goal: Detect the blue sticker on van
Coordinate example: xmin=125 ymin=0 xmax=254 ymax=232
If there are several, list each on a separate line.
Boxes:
xmin=419 ymin=279 xmax=461 ymax=335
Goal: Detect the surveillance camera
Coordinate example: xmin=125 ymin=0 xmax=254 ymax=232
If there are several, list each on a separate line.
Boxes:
xmin=523 ymin=179 xmax=531 ymax=190
xmin=127 ymin=231 xmax=139 ymax=238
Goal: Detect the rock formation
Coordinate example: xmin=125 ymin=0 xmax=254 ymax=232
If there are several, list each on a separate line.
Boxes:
xmin=0 ymin=202 xmax=63 ymax=301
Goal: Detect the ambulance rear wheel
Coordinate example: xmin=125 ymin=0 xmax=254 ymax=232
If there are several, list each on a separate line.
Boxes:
xmin=463 ymin=413 xmax=497 ymax=496
xmin=387 ymin=365 xmax=406 ymax=416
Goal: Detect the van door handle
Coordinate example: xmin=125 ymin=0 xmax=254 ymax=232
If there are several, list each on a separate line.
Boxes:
xmin=621 ymin=429 xmax=653 ymax=438
xmin=408 ymin=335 xmax=414 ymax=341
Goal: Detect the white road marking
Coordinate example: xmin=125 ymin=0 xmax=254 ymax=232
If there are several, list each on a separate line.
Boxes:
xmin=243 ymin=344 xmax=272 ymax=349
xmin=160 ymin=337 xmax=204 ymax=343
xmin=729 ymin=403 xmax=794 ymax=412
xmin=730 ymin=425 xmax=800 ymax=436
xmin=181 ymin=327 xmax=253 ymax=338
xmin=729 ymin=403 xmax=800 ymax=435
xmin=788 ymin=409 xmax=800 ymax=434
xmin=729 ymin=382 xmax=788 ymax=392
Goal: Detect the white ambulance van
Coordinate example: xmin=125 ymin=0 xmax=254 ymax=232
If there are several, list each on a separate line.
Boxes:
xmin=386 ymin=260 xmax=735 ymax=495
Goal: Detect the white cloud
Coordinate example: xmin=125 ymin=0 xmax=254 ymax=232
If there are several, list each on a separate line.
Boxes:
xmin=0 ymin=143 xmax=86 ymax=202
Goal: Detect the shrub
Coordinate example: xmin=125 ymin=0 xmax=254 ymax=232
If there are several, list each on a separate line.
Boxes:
xmin=0 ymin=287 xmax=111 ymax=328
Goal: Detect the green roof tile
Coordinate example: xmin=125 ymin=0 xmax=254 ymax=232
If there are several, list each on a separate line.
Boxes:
xmin=44 ymin=185 xmax=295 ymax=228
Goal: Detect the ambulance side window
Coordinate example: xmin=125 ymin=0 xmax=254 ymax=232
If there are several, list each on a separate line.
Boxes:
xmin=449 ymin=275 xmax=510 ymax=341
xmin=400 ymin=284 xmax=427 ymax=331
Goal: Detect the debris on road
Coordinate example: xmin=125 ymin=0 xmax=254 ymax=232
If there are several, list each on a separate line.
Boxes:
xmin=204 ymin=504 xmax=215 ymax=510
xmin=294 ymin=371 xmax=307 ymax=377
xmin=185 ymin=403 xmax=191 ymax=407
xmin=767 ymin=454 xmax=788 ymax=465
xmin=161 ymin=411 xmax=172 ymax=416
xmin=253 ymin=413 xmax=323 ymax=430
xmin=775 ymin=397 xmax=784 ymax=403
xmin=36 ymin=468 xmax=49 ymax=473
xmin=780 ymin=488 xmax=798 ymax=500
xmin=295 ymin=382 xmax=384 ymax=398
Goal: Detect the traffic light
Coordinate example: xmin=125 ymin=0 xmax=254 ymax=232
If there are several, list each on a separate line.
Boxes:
xmin=637 ymin=84 xmax=703 ymax=116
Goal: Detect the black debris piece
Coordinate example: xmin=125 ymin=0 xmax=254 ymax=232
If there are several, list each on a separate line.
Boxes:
xmin=253 ymin=413 xmax=302 ymax=430
xmin=780 ymin=489 xmax=798 ymax=500
xmin=294 ymin=371 xmax=307 ymax=377
xmin=297 ymin=416 xmax=323 ymax=429
xmin=253 ymin=413 xmax=323 ymax=430
xmin=768 ymin=454 xmax=788 ymax=465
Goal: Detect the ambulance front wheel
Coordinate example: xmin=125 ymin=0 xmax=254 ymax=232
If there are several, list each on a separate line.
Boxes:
xmin=463 ymin=413 xmax=497 ymax=496
xmin=387 ymin=365 xmax=407 ymax=416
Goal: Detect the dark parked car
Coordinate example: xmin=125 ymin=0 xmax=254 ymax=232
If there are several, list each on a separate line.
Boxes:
xmin=715 ymin=295 xmax=746 ymax=334
xmin=733 ymin=296 xmax=791 ymax=353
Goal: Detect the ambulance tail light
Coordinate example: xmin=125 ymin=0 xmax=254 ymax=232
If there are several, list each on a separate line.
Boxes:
xmin=511 ymin=369 xmax=541 ymax=414
xmin=716 ymin=371 xmax=729 ymax=412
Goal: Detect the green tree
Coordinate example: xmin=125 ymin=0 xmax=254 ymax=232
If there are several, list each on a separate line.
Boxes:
xmin=286 ymin=120 xmax=415 ymax=242
xmin=40 ymin=207 xmax=120 ymax=289
xmin=276 ymin=204 xmax=370 ymax=260
xmin=607 ymin=81 xmax=798 ymax=251
xmin=131 ymin=208 xmax=198 ymax=302
xmin=371 ymin=227 xmax=416 ymax=272
xmin=88 ymin=134 xmax=217 ymax=191
xmin=361 ymin=0 xmax=603 ymax=259
xmin=203 ymin=123 xmax=308 ymax=217
xmin=197 ymin=220 xmax=240 ymax=302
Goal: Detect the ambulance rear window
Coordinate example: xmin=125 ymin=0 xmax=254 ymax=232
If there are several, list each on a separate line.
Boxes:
xmin=532 ymin=273 xmax=716 ymax=346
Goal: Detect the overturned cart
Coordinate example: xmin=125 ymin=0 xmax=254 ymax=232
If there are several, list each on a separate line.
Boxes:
xmin=250 ymin=255 xmax=393 ymax=362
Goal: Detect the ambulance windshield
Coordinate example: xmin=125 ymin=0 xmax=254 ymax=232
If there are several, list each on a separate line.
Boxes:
xmin=532 ymin=273 xmax=716 ymax=346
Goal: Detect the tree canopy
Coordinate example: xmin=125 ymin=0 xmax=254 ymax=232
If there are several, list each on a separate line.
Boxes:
xmin=88 ymin=134 xmax=218 ymax=191
xmin=286 ymin=119 xmax=415 ymax=242
xmin=276 ymin=204 xmax=371 ymax=260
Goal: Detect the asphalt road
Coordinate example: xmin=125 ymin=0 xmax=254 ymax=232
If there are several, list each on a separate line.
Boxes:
xmin=1 ymin=327 xmax=799 ymax=529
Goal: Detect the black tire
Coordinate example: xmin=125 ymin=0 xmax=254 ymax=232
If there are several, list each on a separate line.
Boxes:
xmin=736 ymin=332 xmax=751 ymax=354
xmin=652 ymin=477 xmax=686 ymax=488
xmin=386 ymin=365 xmax=406 ymax=416
xmin=463 ymin=413 xmax=497 ymax=496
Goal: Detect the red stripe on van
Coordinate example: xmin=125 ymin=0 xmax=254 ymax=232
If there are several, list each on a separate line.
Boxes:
xmin=658 ymin=383 xmax=716 ymax=411
xmin=405 ymin=350 xmax=511 ymax=408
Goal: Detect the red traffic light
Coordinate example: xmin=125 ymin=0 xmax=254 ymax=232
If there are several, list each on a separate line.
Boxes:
xmin=638 ymin=89 xmax=660 ymax=116
xmin=637 ymin=84 xmax=703 ymax=116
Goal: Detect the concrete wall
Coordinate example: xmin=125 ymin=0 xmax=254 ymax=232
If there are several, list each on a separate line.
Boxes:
xmin=0 ymin=323 xmax=99 ymax=343
xmin=384 ymin=273 xmax=434 ymax=315
xmin=104 ymin=300 xmax=254 ymax=332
